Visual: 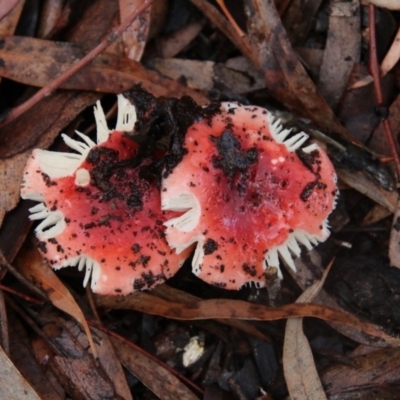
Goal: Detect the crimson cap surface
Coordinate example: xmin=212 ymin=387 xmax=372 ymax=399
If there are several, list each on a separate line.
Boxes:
xmin=161 ymin=102 xmax=338 ymax=289
xmin=21 ymin=95 xmax=190 ymax=295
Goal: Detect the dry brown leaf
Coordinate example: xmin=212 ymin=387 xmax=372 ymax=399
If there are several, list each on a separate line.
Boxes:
xmin=361 ymin=0 xmax=400 ymax=9
xmin=0 ymin=36 xmax=208 ymax=104
xmin=0 ymin=343 xmax=41 ymax=400
xmin=0 ymin=0 xmax=23 ymax=36
xmin=95 ymin=330 xmax=133 ymax=400
xmin=159 ymin=20 xmax=205 ymax=58
xmin=322 ymin=347 xmax=400 ymax=397
xmin=96 ymin=291 xmax=400 ymax=346
xmin=380 ymin=25 xmax=400 ymax=76
xmin=0 ymin=0 xmax=20 ymax=20
xmin=283 ymin=263 xmax=332 ymax=400
xmin=119 ymin=0 xmax=151 ymax=60
xmin=36 ymin=0 xmax=64 ymax=38
xmin=317 ymin=0 xmax=360 ymax=109
xmin=111 ymin=335 xmax=200 ymax=400
xmin=337 ymin=168 xmax=398 ymax=213
xmin=15 ymin=243 xmax=98 ymax=359
xmin=153 ymin=285 xmax=271 ymax=341
xmin=362 ymin=203 xmax=392 ymax=225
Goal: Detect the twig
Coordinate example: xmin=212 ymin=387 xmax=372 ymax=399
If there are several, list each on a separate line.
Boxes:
xmin=215 ymin=0 xmax=245 ymax=37
xmin=87 ymin=319 xmax=204 ymax=397
xmin=0 ymin=283 xmax=43 ymax=305
xmin=0 ymin=0 xmax=153 ymax=130
xmin=368 ymin=4 xmax=400 ymax=181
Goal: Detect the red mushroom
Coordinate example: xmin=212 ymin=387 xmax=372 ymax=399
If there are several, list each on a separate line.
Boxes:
xmin=21 ymin=95 xmax=190 ymax=295
xmin=161 ymin=102 xmax=337 ymax=289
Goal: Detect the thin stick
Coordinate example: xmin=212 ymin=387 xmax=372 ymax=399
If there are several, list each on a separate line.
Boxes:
xmin=368 ymin=4 xmax=400 ymax=181
xmin=0 ymin=0 xmax=153 ymax=129
xmin=0 ymin=283 xmax=43 ymax=305
xmin=215 ymin=0 xmax=245 ymax=37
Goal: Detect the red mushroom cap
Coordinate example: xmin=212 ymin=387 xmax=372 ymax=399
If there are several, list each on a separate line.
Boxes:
xmin=161 ymin=102 xmax=338 ymax=289
xmin=21 ymin=95 xmax=190 ymax=295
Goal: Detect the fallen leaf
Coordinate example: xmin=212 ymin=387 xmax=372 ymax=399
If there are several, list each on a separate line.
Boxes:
xmin=380 ymin=25 xmax=400 ymax=76
xmin=362 ymin=203 xmax=392 ymax=225
xmin=361 ymin=0 xmax=400 ymax=10
xmin=0 ymin=0 xmax=23 ymax=36
xmin=0 ymin=0 xmax=20 ymax=21
xmin=0 ymin=343 xmax=41 ymax=399
xmin=111 ymin=336 xmax=200 ymax=400
xmin=93 ymin=329 xmax=133 ymax=400
xmin=0 ymin=36 xmax=208 ymax=104
xmin=15 ymin=241 xmax=98 ymax=359
xmin=282 ymin=262 xmax=333 ymax=400
xmin=317 ymin=0 xmax=360 ymax=109
xmin=159 ymin=20 xmax=205 ymax=58
xmin=119 ymin=0 xmax=151 ymax=60
xmin=153 ymin=285 xmax=271 ymax=342
xmin=336 ymin=168 xmax=398 ymax=213
xmin=36 ymin=0 xmax=64 ymax=38
xmin=95 ymin=291 xmax=400 ymax=346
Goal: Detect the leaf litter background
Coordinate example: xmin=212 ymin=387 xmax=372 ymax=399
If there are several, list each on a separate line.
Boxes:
xmin=0 ymin=0 xmax=400 ymax=399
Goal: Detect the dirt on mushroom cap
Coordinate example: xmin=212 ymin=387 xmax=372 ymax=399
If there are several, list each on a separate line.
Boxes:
xmin=21 ymin=98 xmax=191 ymax=295
xmin=161 ymin=103 xmax=338 ymax=290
